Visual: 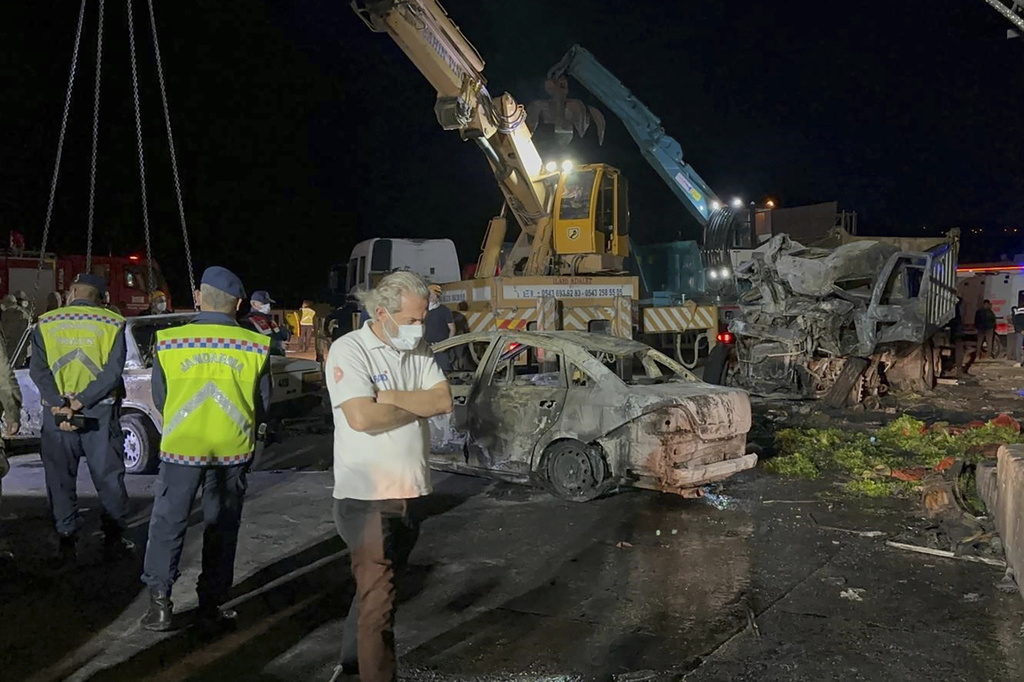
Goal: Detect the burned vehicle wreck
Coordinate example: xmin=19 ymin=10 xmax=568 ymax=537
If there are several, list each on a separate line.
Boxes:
xmin=428 ymin=331 xmax=754 ymax=501
xmin=708 ymin=229 xmax=959 ymax=405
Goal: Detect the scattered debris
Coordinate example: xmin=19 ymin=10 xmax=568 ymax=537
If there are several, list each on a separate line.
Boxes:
xmin=809 ymin=513 xmax=885 ymax=538
xmin=885 ymin=540 xmax=1007 ymax=568
xmin=936 ymin=377 xmax=959 ymax=386
xmin=962 ymin=592 xmax=981 ymax=603
xmin=840 ymin=588 xmax=866 ymax=601
xmin=996 ymin=568 xmax=1018 ymax=594
xmin=615 ymin=541 xmax=633 ymax=550
xmin=701 ymin=486 xmax=736 ymax=510
xmin=764 ymin=414 xmax=1023 ymax=497
xmin=745 ymin=605 xmax=761 ymax=639
xmin=762 ymin=499 xmax=818 ymax=505
xmin=822 ymin=575 xmax=848 ymax=586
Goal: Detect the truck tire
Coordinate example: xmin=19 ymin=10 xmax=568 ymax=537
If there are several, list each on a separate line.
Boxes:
xmin=703 ymin=343 xmax=729 ymax=385
xmin=824 ymin=357 xmax=869 ymax=408
xmin=121 ymin=412 xmax=159 ymax=475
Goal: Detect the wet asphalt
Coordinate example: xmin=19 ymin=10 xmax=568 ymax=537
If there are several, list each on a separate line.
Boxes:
xmin=0 ymin=429 xmax=1022 ymax=681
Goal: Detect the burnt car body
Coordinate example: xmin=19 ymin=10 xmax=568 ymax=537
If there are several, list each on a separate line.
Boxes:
xmin=713 ymin=229 xmax=959 ymax=405
xmin=7 ymin=313 xmax=324 ymax=474
xmin=428 ymin=331 xmax=754 ymax=501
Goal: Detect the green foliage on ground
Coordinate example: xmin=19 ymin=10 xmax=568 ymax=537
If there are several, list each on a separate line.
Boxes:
xmin=764 ymin=414 xmax=1023 ymax=497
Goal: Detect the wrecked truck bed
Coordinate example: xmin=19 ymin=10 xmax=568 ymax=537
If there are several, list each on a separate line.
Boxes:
xmin=717 ymin=228 xmax=959 ymax=405
xmin=428 ymin=331 xmax=754 ymax=501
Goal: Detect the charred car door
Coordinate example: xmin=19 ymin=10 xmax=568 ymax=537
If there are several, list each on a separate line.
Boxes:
xmin=467 ymin=338 xmax=568 ymax=473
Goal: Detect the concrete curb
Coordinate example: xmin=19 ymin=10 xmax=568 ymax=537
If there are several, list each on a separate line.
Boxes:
xmin=978 ymin=444 xmax=1024 ymax=602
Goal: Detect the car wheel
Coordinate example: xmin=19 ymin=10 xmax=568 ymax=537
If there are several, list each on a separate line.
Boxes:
xmin=121 ymin=412 xmax=159 ymax=475
xmin=543 ymin=440 xmax=607 ymax=503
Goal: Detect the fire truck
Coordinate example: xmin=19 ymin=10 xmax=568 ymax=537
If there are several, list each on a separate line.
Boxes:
xmin=0 ymin=246 xmax=170 ymax=316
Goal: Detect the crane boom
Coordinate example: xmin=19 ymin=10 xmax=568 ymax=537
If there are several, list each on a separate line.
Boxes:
xmin=351 ymin=0 xmax=556 ymax=275
xmin=981 ymin=0 xmax=1024 ymax=33
xmin=546 ymin=45 xmax=721 ymax=228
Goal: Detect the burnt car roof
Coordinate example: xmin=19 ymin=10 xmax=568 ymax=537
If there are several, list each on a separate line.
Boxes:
xmin=433 ymin=330 xmax=652 ymax=355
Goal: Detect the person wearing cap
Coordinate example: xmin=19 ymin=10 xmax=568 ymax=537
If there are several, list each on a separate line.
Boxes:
xmin=30 ymin=273 xmax=132 ymax=564
xmin=148 ymin=290 xmax=171 ymax=315
xmin=242 ymin=290 xmax=290 ymax=356
xmin=140 ymin=266 xmax=272 ymax=632
xmin=423 ymin=284 xmax=455 ymax=371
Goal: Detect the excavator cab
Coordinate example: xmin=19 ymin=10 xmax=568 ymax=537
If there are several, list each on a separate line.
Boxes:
xmin=552 ymin=163 xmax=629 ymax=259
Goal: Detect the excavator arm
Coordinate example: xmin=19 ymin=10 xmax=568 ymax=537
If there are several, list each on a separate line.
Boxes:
xmin=546 ymin=45 xmax=721 ymax=229
xmin=980 ymin=0 xmax=1024 ymax=33
xmin=351 ymin=0 xmax=557 ymax=276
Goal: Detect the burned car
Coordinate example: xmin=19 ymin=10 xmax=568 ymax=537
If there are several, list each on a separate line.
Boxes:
xmin=428 ymin=331 xmax=755 ymax=501
xmin=7 ymin=313 xmax=324 ymax=474
xmin=706 ymin=228 xmax=959 ymax=406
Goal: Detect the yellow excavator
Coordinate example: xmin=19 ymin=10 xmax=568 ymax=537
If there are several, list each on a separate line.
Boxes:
xmin=352 ymin=0 xmax=628 ymax=279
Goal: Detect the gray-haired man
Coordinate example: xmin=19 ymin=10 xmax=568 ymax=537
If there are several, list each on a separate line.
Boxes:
xmin=325 ymin=270 xmax=452 ymax=682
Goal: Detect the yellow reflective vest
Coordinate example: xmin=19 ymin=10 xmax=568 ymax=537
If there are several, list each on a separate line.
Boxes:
xmin=300 ymin=307 xmax=316 ymax=326
xmin=37 ymin=305 xmax=124 ymax=396
xmin=155 ymin=324 xmax=270 ymax=466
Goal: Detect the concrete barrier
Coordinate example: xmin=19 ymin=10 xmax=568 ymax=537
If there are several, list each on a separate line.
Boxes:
xmin=979 ymin=445 xmax=1024 ymax=602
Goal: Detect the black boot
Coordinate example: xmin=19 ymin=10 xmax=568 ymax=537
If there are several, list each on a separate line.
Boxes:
xmin=103 ymin=530 xmax=136 ymax=562
xmin=196 ymin=601 xmax=238 ymax=630
xmin=141 ymin=590 xmax=174 ymax=632
xmin=55 ymin=533 xmax=77 ymax=566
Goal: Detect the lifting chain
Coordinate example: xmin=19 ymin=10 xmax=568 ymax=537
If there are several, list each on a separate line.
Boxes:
xmin=146 ymin=0 xmax=196 ymax=299
xmin=125 ymin=0 xmax=154 ymax=296
xmin=35 ymin=0 xmax=88 ymax=305
xmin=86 ymin=0 xmax=105 ymax=273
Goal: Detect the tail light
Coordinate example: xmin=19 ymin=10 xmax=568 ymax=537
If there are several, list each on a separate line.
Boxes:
xmin=716 ymin=332 xmax=735 ymax=344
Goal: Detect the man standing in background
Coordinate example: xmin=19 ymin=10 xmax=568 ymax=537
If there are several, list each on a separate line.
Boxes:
xmin=973 ymin=299 xmax=997 ymax=359
xmin=423 ymin=284 xmax=455 ymax=371
xmin=299 ymin=300 xmax=316 ymax=353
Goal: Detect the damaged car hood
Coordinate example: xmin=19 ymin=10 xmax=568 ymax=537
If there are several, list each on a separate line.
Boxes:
xmin=618 ymin=382 xmax=751 ymax=440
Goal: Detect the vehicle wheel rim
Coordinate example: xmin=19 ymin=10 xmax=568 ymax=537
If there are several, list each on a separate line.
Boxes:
xmin=551 ymin=446 xmax=595 ymax=496
xmin=123 ymin=428 xmax=142 ymax=468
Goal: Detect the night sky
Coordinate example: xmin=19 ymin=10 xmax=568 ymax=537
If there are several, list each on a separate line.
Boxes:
xmin=2 ymin=1 xmax=1022 ymax=305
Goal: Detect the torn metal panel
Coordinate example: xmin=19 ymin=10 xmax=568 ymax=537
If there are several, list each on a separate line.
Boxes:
xmin=727 ymin=230 xmax=959 ymax=402
xmin=427 ymin=330 xmax=754 ymax=499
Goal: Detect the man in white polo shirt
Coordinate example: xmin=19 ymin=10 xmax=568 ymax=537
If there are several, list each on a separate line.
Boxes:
xmin=325 ymin=271 xmax=452 ymax=682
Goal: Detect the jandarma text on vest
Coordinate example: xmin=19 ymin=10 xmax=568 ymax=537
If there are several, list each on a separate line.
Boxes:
xmin=178 ymin=352 xmax=245 ymax=373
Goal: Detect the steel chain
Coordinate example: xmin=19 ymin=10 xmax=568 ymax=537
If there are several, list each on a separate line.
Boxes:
xmin=36 ymin=0 xmax=88 ymax=305
xmin=125 ymin=0 xmax=154 ymax=296
xmin=86 ymin=0 xmax=105 ymax=273
xmin=146 ymin=0 xmax=196 ymax=299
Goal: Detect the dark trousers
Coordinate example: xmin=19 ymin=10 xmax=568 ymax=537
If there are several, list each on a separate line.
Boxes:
xmin=300 ymin=325 xmax=314 ymax=352
xmin=333 ymin=498 xmax=420 ymax=682
xmin=141 ymin=461 xmax=247 ymax=604
xmin=978 ymin=328 xmax=996 ymax=357
xmin=40 ymin=402 xmax=128 ymax=536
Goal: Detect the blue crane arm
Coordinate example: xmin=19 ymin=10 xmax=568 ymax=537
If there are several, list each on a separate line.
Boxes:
xmin=548 ymin=45 xmax=720 ymax=227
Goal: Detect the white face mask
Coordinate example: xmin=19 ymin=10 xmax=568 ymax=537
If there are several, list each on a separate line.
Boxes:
xmin=154 ymin=300 xmax=167 ymax=313
xmin=429 ymin=297 xmax=440 ymax=310
xmin=252 ymin=301 xmax=270 ymax=314
xmin=384 ymin=311 xmax=423 ymax=351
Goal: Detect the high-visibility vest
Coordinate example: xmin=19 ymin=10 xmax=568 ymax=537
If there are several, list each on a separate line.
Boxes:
xmin=37 ymin=305 xmax=124 ymax=396
xmin=155 ymin=324 xmax=269 ymax=466
xmin=300 ymin=307 xmax=316 ymax=326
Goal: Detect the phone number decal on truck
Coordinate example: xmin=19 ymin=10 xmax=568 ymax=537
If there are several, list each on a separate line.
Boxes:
xmin=502 ymin=284 xmax=634 ymax=300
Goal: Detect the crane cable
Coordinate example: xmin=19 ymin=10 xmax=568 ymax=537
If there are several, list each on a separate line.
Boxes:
xmin=125 ymin=0 xmax=154 ymax=298
xmin=85 ymin=0 xmax=105 ymax=273
xmin=35 ymin=0 xmax=88 ymax=307
xmin=145 ymin=0 xmax=196 ymax=300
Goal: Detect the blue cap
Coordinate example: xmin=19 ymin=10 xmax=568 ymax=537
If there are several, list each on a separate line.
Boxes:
xmin=251 ymin=290 xmax=275 ymax=305
xmin=73 ymin=273 xmax=107 ymax=297
xmin=201 ymin=266 xmax=246 ymax=299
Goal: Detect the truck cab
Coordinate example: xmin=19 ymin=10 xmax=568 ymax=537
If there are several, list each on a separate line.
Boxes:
xmin=338 ymin=238 xmax=461 ymax=296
